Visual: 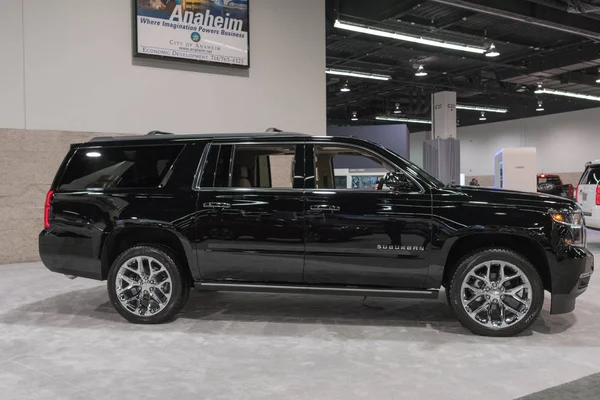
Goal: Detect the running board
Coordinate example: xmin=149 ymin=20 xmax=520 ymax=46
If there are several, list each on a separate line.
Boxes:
xmin=195 ymin=282 xmax=439 ymax=299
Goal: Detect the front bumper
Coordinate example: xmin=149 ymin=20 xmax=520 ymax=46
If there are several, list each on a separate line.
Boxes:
xmin=550 ymin=246 xmax=594 ymax=314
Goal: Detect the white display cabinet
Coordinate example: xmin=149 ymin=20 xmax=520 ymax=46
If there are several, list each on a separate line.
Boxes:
xmin=494 ymin=147 xmax=537 ymax=192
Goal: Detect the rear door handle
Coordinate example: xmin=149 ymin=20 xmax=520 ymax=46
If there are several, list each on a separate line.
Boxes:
xmin=310 ymin=205 xmax=340 ymax=212
xmin=203 ymin=202 xmax=231 ymax=209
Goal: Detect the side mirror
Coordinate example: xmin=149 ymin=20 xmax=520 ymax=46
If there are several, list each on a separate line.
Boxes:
xmin=383 ymin=171 xmax=416 ymax=192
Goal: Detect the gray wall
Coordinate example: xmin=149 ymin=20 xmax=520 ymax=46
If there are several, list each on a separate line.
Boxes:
xmin=327 ymin=125 xmax=410 ymax=169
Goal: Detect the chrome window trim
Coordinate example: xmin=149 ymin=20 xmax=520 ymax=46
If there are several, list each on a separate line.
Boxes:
xmin=192 ymin=143 xmax=212 ymax=191
xmin=228 ymin=145 xmax=236 ymax=187
xmin=194 ymin=141 xmax=306 ymax=191
xmin=308 ymin=142 xmax=426 ymax=195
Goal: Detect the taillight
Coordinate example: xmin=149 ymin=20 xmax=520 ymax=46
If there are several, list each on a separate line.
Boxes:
xmin=568 ymin=184 xmax=574 ymax=199
xmin=44 ymin=190 xmax=54 ymax=228
xmin=575 ymin=185 xmax=579 ymax=202
xmin=596 ymin=186 xmax=600 ymax=206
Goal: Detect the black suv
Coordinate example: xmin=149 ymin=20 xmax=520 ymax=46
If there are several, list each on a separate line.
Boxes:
xmin=39 ymin=132 xmax=593 ymax=336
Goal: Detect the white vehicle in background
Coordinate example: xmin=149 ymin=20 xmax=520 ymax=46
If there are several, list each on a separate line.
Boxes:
xmin=577 ymin=160 xmax=600 ymax=229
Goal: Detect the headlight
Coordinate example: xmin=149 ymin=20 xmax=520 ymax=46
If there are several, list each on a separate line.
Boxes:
xmin=551 ymin=212 xmax=583 ymax=226
xmin=551 ymin=211 xmax=585 ymax=247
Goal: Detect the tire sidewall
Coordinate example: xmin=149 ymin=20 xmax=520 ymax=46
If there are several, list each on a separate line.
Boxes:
xmin=449 ymin=249 xmax=544 ymax=337
xmin=107 ymin=246 xmax=185 ymax=324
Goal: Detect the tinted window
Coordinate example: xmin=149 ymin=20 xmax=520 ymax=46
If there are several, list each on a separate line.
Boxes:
xmin=580 ymin=166 xmax=600 ymax=185
xmin=537 ymin=177 xmax=562 ymax=185
xmin=59 ymin=145 xmax=184 ymax=190
xmin=200 ymin=144 xmax=302 ymax=189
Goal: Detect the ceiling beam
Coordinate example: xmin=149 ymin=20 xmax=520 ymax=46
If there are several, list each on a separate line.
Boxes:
xmin=498 ymin=42 xmax=600 ymax=81
xmin=339 ymin=0 xmax=427 ymax=21
xmin=392 ymin=15 xmax=543 ymax=49
xmin=430 ymin=0 xmax=600 ymax=40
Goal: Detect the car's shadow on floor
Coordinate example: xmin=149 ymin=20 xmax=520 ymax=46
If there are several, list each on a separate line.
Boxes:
xmin=0 ymin=285 xmax=581 ymax=340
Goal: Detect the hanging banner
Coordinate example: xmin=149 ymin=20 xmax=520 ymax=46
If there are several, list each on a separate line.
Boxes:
xmin=133 ymin=0 xmax=249 ymax=68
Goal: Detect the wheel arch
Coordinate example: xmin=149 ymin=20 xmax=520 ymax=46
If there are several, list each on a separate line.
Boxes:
xmin=100 ymin=224 xmax=198 ymax=282
xmin=441 ymin=232 xmax=551 ymax=292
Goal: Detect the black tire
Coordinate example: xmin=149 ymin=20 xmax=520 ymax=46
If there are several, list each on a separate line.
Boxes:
xmin=447 ymin=248 xmax=544 ymax=337
xmin=107 ymin=245 xmax=190 ymax=324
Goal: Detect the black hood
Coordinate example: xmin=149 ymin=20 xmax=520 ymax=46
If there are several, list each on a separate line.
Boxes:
xmin=443 ymin=186 xmax=579 ymax=213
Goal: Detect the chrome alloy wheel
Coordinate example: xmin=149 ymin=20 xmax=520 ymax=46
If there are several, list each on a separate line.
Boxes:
xmin=460 ymin=260 xmax=533 ymax=330
xmin=115 ymin=256 xmax=173 ymax=316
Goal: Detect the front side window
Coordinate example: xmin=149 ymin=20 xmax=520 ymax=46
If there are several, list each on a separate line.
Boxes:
xmin=310 ymin=144 xmax=420 ymax=192
xmin=200 ymin=144 xmax=303 ymax=189
xmin=59 ymin=145 xmax=184 ymax=190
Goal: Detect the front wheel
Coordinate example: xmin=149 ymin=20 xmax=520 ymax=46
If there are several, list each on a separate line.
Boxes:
xmin=448 ymin=248 xmax=544 ymax=337
xmin=107 ymin=245 xmax=190 ymax=324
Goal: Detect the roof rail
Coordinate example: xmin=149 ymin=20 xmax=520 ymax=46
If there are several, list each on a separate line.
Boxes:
xmin=147 ymin=130 xmax=173 ymax=136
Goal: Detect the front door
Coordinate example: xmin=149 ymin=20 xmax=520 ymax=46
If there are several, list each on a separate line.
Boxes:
xmin=303 ymin=142 xmax=432 ymax=288
xmin=195 ymin=141 xmax=306 ymax=283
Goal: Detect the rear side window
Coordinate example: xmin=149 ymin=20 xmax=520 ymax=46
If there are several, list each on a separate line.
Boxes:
xmin=579 ymin=166 xmax=600 ymax=185
xmin=200 ymin=144 xmax=303 ymax=189
xmin=58 ymin=145 xmax=184 ymax=190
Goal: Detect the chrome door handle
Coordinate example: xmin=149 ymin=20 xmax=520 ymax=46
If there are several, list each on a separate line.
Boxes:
xmin=310 ymin=205 xmax=340 ymax=212
xmin=203 ymin=202 xmax=231 ymax=209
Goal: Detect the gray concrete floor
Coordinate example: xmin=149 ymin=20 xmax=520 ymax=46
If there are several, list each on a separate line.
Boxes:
xmin=2 ymin=233 xmax=600 ymax=400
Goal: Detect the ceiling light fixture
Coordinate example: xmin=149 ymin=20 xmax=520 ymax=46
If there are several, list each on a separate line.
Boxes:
xmin=351 ymin=111 xmax=359 ymax=121
xmin=340 ymin=81 xmax=350 ymax=92
xmin=326 ymin=68 xmax=391 ymax=81
xmin=456 ymin=104 xmax=508 ymax=113
xmin=393 ymin=103 xmax=402 ymax=114
xmin=536 ymin=100 xmax=545 ymax=112
xmin=534 ymin=87 xmax=600 ymax=102
xmin=86 ymin=152 xmax=101 ymax=158
xmin=479 ymin=112 xmax=487 ymax=121
xmin=516 ymin=85 xmax=527 ymax=93
xmin=376 ymin=116 xmax=432 ymax=124
xmin=415 ymin=65 xmax=428 ymax=77
xmin=485 ymin=43 xmax=500 ymax=57
xmin=334 ymin=19 xmax=486 ymax=54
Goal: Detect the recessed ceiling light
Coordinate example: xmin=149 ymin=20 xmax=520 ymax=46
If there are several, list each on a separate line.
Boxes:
xmin=415 ymin=65 xmax=428 ymax=77
xmin=326 ymin=68 xmax=391 ymax=81
xmin=334 ymin=19 xmax=487 ymax=54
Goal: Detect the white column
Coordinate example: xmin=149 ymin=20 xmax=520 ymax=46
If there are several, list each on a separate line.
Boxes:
xmin=432 ymin=91 xmax=457 ymax=139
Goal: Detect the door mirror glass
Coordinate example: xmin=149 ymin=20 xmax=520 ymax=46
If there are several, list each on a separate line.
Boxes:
xmin=383 ymin=171 xmax=419 ymax=192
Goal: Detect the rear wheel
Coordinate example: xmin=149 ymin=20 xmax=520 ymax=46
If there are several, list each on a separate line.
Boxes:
xmin=448 ymin=248 xmax=544 ymax=337
xmin=107 ymin=245 xmax=190 ymax=324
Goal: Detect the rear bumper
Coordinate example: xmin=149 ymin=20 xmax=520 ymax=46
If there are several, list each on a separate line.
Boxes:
xmin=550 ymin=247 xmax=594 ymax=314
xmin=39 ymin=229 xmax=103 ymax=280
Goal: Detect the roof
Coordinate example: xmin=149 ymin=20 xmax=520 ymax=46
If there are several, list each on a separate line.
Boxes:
xmin=78 ymin=131 xmax=382 ymax=149
xmin=87 ymin=131 xmax=312 ymax=143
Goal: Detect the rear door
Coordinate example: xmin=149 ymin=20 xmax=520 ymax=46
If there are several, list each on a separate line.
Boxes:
xmin=302 ymin=142 xmax=432 ymax=289
xmin=578 ymin=164 xmax=600 ymax=215
xmin=195 ymin=141 xmax=307 ymax=283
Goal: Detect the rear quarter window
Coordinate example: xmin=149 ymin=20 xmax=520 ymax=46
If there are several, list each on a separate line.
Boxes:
xmin=579 ymin=166 xmax=600 ymax=185
xmin=58 ymin=145 xmax=184 ymax=190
